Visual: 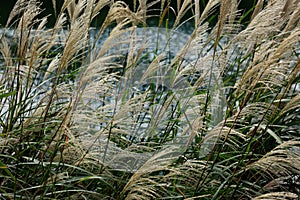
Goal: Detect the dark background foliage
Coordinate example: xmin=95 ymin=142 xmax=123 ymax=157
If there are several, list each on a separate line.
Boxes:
xmin=0 ymin=0 xmax=257 ymax=27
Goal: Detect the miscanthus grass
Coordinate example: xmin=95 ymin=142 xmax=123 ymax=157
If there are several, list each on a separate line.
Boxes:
xmin=0 ymin=0 xmax=299 ymax=199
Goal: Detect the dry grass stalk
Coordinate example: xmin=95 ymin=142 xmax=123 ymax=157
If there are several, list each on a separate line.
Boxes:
xmin=253 ymin=192 xmax=298 ymax=200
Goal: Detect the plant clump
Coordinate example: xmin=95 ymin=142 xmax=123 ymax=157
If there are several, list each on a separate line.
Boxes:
xmin=0 ymin=0 xmax=299 ymax=199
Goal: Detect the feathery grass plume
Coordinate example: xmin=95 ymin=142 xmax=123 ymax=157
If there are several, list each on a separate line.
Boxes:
xmin=0 ymin=0 xmax=75 ymax=198
xmin=279 ymin=94 xmax=300 ymax=117
xmin=120 ymin=146 xmax=182 ymax=199
xmin=0 ymin=0 xmax=109 ymax=197
xmin=165 ymin=159 xmax=211 ymax=198
xmin=137 ymin=0 xmax=147 ymax=22
xmin=253 ymin=192 xmax=298 ymax=200
xmin=1 ymin=0 xmax=50 ymax=133
xmin=173 ymin=0 xmax=193 ymax=28
xmin=195 ymin=0 xmax=200 ymax=27
xmin=0 ymin=37 xmax=12 ymax=67
xmin=247 ymin=141 xmax=300 ymax=191
xmin=250 ymin=0 xmax=264 ymax=21
xmin=200 ymin=125 xmax=247 ymax=156
xmin=99 ymin=1 xmax=145 ymax=35
xmin=282 ymin=0 xmax=295 ymax=18
xmin=228 ymin=4 xmax=299 ymax=104
xmin=59 ymin=18 xmax=88 ymax=74
xmin=198 ymin=0 xmax=220 ymax=24
xmin=214 ymin=0 xmax=233 ymax=53
xmin=90 ymin=0 xmax=111 ymax=20
xmin=71 ymin=25 xmax=136 ymax=139
xmin=66 ymin=0 xmax=87 ymax=24
xmin=96 ymin=22 xmax=137 ymax=58
xmin=6 ymin=0 xmax=38 ymax=27
xmin=284 ymin=1 xmax=300 ymax=31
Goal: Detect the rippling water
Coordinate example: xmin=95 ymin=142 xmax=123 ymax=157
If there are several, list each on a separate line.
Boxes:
xmin=0 ymin=26 xmax=224 ymax=171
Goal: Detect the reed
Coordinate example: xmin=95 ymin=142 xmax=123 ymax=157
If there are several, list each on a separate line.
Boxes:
xmin=0 ymin=0 xmax=299 ymax=199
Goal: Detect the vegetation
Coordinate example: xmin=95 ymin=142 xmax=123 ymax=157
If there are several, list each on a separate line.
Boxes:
xmin=0 ymin=0 xmax=299 ymax=199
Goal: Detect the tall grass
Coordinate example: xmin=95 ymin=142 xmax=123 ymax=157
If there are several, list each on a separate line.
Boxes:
xmin=0 ymin=0 xmax=299 ymax=199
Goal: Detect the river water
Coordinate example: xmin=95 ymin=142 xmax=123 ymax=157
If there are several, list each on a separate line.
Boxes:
xmin=0 ymin=25 xmax=225 ymax=172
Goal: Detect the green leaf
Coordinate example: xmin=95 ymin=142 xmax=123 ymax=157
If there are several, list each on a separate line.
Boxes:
xmin=0 ymin=89 xmax=17 ymax=99
xmin=0 ymin=160 xmax=16 ymax=181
